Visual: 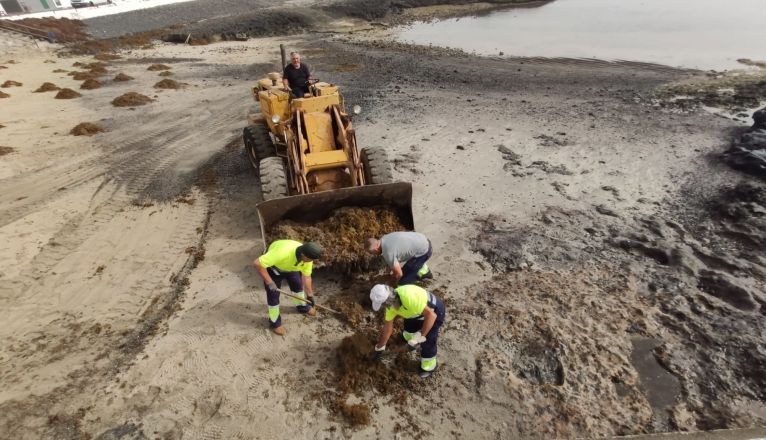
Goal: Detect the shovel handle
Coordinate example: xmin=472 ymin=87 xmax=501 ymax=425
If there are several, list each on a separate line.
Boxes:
xmin=275 ymin=288 xmax=342 ymax=315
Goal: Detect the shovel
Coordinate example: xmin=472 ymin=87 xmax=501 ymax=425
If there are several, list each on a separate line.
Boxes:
xmin=274 ymin=287 xmax=342 ymax=315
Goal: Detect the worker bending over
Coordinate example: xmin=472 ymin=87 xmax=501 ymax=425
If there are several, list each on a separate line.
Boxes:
xmin=369 ymin=284 xmax=446 ymax=378
xmin=253 ymin=239 xmax=323 ymax=335
xmin=365 ymin=231 xmax=433 ymax=286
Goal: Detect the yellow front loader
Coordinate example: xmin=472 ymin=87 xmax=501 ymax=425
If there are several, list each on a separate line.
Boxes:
xmin=242 ymin=49 xmax=414 ymax=244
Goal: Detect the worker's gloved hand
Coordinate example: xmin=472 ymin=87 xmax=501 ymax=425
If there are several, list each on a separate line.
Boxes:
xmin=306 ymin=296 xmax=315 ymax=307
xmin=407 ymin=332 xmax=427 ymax=347
xmin=267 ymin=281 xmax=278 ymax=292
xmin=372 ymin=344 xmax=385 ymax=362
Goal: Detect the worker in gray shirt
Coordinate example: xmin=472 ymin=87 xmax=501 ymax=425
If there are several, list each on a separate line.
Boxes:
xmin=365 ymin=231 xmax=433 ymax=285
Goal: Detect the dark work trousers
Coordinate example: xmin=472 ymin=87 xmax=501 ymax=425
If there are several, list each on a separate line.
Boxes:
xmin=402 ymin=292 xmax=446 ymax=360
xmin=264 ymin=267 xmax=303 ymax=328
xmin=291 ymin=85 xmax=310 ymax=98
xmin=399 ymin=240 xmax=432 ymax=286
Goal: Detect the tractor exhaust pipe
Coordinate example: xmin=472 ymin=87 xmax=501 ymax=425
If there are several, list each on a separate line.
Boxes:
xmin=280 ymin=44 xmax=287 ymax=69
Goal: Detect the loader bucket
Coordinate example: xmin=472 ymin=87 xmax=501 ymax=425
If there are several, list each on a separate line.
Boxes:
xmin=256 ymin=182 xmax=414 ymax=247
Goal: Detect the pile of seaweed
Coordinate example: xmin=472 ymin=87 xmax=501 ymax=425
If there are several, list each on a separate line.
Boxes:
xmin=269 ymin=207 xmax=406 ymax=271
xmin=326 ymin=330 xmax=424 ymax=427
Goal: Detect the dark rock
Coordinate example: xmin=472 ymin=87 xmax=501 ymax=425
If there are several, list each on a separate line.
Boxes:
xmin=722 ymin=118 xmax=766 ymax=179
xmin=753 ymin=106 xmax=766 ymax=130
xmin=497 ymin=145 xmax=522 ymax=166
xmin=595 ymin=205 xmax=621 ymax=218
xmin=528 ymin=161 xmax=573 ymax=175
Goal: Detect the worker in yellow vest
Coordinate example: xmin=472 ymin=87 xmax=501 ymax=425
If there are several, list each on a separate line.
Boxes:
xmin=253 ymin=240 xmax=323 ymax=335
xmin=369 ymin=283 xmax=446 ymax=378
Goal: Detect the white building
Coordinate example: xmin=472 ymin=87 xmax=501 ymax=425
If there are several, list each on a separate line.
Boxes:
xmin=0 ymin=0 xmax=70 ymax=14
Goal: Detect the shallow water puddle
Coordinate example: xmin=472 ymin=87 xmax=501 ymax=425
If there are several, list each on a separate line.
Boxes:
xmin=630 ymin=337 xmax=681 ymax=416
xmin=397 ymin=0 xmax=766 ymax=70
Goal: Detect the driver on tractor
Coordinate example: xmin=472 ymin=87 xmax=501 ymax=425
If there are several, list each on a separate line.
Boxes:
xmin=283 ymin=51 xmax=313 ymax=99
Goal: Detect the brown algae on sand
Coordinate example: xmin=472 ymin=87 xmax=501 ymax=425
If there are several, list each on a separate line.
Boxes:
xmin=330 ymin=330 xmax=423 ymax=426
xmin=80 ymin=79 xmax=102 ymax=90
xmin=71 ymin=122 xmax=105 ymax=136
xmin=69 ymin=71 xmax=97 ymax=81
xmin=0 ymin=91 xmax=10 ymax=98
xmin=0 ymin=146 xmax=15 ymax=156
xmin=1 ymin=80 xmax=22 ymax=87
xmin=269 ymin=207 xmax=407 ymax=271
xmin=147 ymin=64 xmax=171 ymax=71
xmin=55 ymin=88 xmax=82 ymax=99
xmin=34 ymin=82 xmax=60 ymax=92
xmin=113 ymin=73 xmax=134 ymax=82
xmin=111 ymin=92 xmax=153 ymax=107
xmin=154 ymin=79 xmax=183 ymax=89
xmin=158 ymin=71 xmax=173 ymax=77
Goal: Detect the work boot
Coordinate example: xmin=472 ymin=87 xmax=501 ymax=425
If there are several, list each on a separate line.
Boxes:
xmin=418 ymin=270 xmax=434 ymax=280
xmin=297 ymin=304 xmax=315 ymax=315
xmin=418 ymin=365 xmax=438 ymax=379
xmin=272 ymin=326 xmax=286 ymax=336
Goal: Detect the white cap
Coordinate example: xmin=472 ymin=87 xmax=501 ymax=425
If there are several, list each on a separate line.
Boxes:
xmin=370 ymin=284 xmax=393 ymax=311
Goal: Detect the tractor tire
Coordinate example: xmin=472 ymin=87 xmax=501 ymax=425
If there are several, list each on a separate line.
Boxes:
xmin=361 ymin=146 xmax=394 ymax=184
xmin=243 ymin=123 xmax=275 ymax=170
xmin=259 ymin=156 xmax=289 ymax=200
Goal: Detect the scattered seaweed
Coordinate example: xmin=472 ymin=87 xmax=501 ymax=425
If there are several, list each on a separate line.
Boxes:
xmin=113 ymin=73 xmax=133 ymax=82
xmin=329 ymin=330 xmax=423 ymax=426
xmin=12 ymin=17 xmax=89 ymax=42
xmin=70 ymin=122 xmax=105 ymax=136
xmin=52 ymin=69 xmax=68 ymax=73
xmin=83 ymin=62 xmax=109 ymax=74
xmin=111 ymin=92 xmax=153 ymax=107
xmin=154 ymin=79 xmax=183 ymax=89
xmin=34 ymin=82 xmax=60 ymax=92
xmin=1 ymin=80 xmax=22 ymax=87
xmin=69 ymin=71 xmax=97 ymax=81
xmin=80 ymin=79 xmax=102 ymax=90
xmin=55 ymin=88 xmax=81 ymax=99
xmin=0 ymin=91 xmax=9 ymax=98
xmin=158 ymin=71 xmax=174 ymax=77
xmin=737 ymin=58 xmax=766 ymax=69
xmin=147 ymin=64 xmax=171 ymax=71
xmin=0 ymin=146 xmax=15 ymax=156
